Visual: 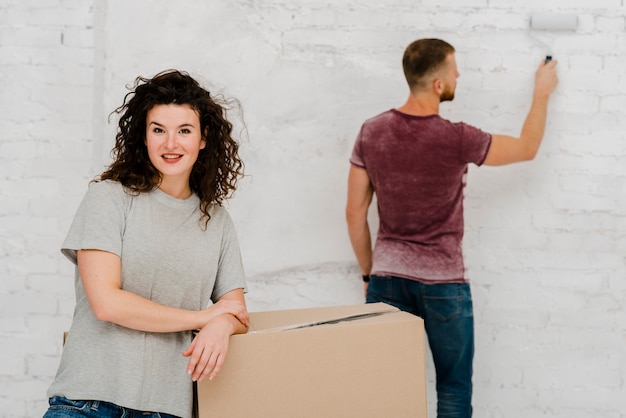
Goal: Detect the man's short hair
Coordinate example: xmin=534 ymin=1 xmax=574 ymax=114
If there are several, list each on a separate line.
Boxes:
xmin=402 ymin=39 xmax=455 ymax=92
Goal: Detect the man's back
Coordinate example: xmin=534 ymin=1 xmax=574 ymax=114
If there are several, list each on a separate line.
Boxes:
xmin=350 ymin=109 xmax=491 ymax=282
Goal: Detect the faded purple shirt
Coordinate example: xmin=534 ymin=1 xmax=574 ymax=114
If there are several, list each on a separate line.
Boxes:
xmin=350 ymin=109 xmax=492 ymax=283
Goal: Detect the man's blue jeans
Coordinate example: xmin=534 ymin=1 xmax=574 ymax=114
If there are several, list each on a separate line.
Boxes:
xmin=366 ymin=275 xmax=474 ymax=418
xmin=43 ymin=397 xmax=181 ymax=418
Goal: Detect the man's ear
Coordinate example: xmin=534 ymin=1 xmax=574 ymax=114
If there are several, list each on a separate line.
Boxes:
xmin=433 ymin=79 xmax=443 ymax=95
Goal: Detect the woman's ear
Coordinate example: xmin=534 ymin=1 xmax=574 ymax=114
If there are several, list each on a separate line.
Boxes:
xmin=201 ymin=127 xmax=209 ymax=150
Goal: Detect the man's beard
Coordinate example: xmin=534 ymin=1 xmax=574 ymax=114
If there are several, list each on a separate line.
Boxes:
xmin=440 ymin=84 xmax=455 ymax=102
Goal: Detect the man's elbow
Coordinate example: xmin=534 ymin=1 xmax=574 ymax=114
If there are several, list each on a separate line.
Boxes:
xmin=346 ymin=207 xmax=366 ymax=225
xmin=517 ymin=134 xmax=544 ymax=162
xmin=522 ymin=144 xmax=540 ymax=161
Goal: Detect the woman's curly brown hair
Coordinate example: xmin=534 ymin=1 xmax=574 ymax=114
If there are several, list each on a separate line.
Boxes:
xmin=97 ymin=69 xmax=244 ymax=226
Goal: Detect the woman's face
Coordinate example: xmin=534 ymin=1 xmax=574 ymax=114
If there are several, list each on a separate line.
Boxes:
xmin=145 ymin=104 xmax=205 ymax=197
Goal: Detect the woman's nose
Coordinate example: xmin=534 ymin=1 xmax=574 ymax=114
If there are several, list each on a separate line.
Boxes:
xmin=164 ymin=133 xmax=177 ymax=148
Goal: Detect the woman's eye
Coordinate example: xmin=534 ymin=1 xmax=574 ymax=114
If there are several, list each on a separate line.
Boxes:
xmin=153 ymin=127 xmax=164 ymax=133
xmin=180 ymin=128 xmax=191 ymax=134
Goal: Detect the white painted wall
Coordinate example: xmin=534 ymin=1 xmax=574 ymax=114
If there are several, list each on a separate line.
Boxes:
xmin=1 ymin=1 xmax=625 ymax=417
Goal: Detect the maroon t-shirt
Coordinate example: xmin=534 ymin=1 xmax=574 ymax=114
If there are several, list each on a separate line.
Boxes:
xmin=350 ymin=109 xmax=492 ymax=283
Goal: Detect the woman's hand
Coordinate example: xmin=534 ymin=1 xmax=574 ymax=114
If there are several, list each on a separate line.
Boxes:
xmin=182 ymin=315 xmax=232 ymax=382
xmin=205 ymin=297 xmax=249 ymax=328
xmin=183 ymin=288 xmax=249 ymax=381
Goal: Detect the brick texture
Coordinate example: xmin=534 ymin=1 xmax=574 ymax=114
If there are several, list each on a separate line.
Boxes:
xmin=1 ymin=1 xmax=624 ymax=417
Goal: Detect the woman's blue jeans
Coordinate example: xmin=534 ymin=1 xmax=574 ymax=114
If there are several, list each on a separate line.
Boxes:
xmin=43 ymin=397 xmax=180 ymax=418
xmin=366 ymin=275 xmax=474 ymax=418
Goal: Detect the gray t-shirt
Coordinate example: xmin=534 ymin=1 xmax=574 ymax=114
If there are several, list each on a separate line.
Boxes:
xmin=48 ymin=180 xmax=246 ymax=418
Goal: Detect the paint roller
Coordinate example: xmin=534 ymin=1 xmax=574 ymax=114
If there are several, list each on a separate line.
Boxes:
xmin=529 ymin=13 xmax=578 ymax=63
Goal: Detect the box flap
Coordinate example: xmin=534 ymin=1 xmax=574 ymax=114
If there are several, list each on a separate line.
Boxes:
xmin=250 ymin=310 xmax=391 ymax=333
xmin=247 ymin=302 xmax=398 ymax=332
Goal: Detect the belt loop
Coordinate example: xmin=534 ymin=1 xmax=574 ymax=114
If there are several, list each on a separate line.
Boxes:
xmin=90 ymin=400 xmax=100 ymax=411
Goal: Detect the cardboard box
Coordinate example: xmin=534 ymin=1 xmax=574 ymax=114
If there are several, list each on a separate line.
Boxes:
xmin=197 ymin=303 xmax=427 ymax=418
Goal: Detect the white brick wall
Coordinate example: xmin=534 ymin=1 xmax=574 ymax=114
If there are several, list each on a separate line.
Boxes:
xmin=1 ymin=1 xmax=624 ymax=417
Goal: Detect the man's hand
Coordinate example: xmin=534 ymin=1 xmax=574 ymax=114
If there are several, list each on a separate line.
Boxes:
xmin=534 ymin=59 xmax=559 ymax=99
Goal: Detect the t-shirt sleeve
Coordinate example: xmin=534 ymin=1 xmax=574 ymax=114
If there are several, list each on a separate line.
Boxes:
xmin=458 ymin=122 xmax=492 ymax=166
xmin=61 ymin=181 xmax=129 ymax=265
xmin=211 ymin=210 xmax=247 ymax=301
xmin=349 ymin=125 xmax=366 ymax=168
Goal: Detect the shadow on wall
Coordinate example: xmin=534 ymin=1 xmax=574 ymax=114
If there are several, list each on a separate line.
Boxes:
xmin=245 ymin=261 xmax=364 ymax=312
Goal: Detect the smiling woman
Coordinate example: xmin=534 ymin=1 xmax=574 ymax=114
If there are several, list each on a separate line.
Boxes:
xmin=43 ymin=70 xmax=249 ymax=418
xmin=145 ymin=104 xmax=206 ymax=199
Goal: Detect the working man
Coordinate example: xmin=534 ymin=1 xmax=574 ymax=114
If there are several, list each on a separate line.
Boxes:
xmin=345 ymin=38 xmax=558 ymax=418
